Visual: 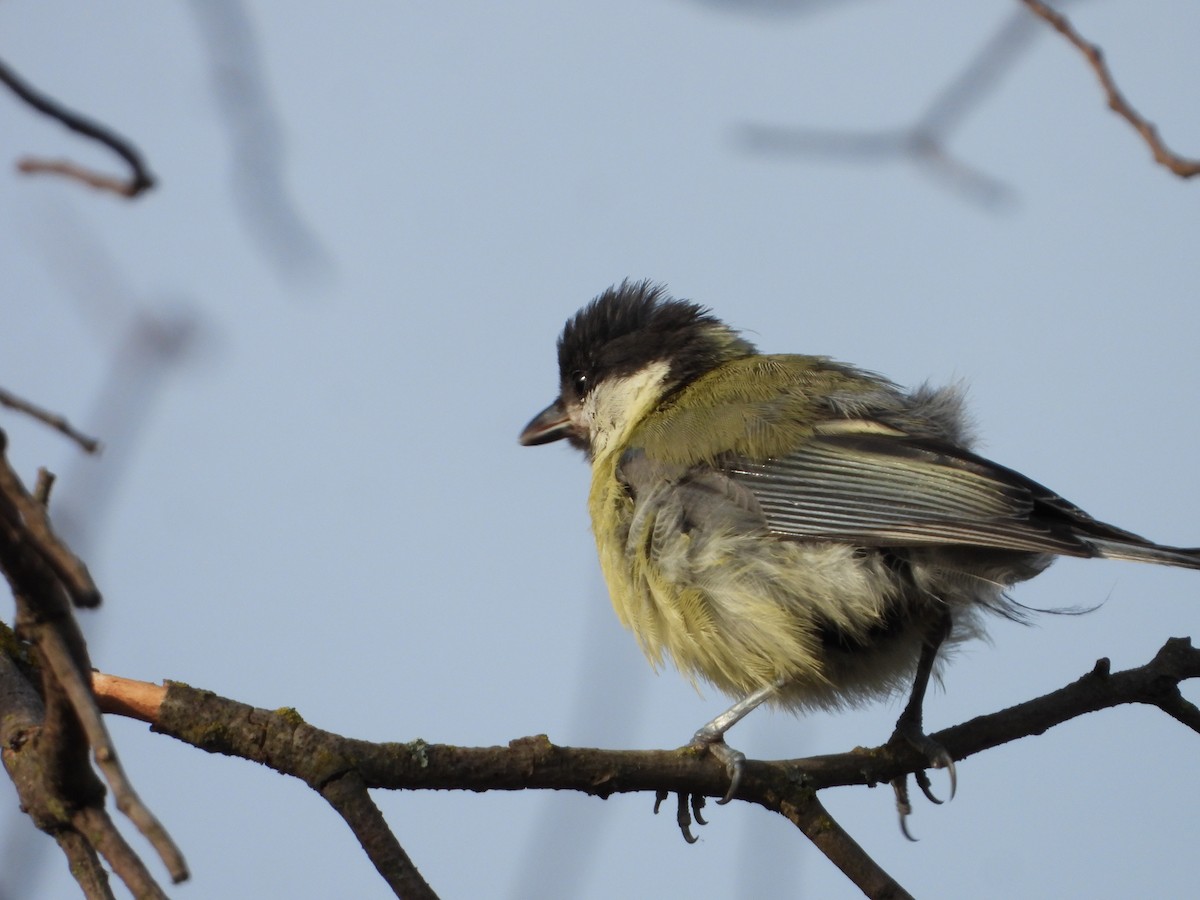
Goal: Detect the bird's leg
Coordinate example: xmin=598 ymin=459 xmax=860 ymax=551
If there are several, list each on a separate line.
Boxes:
xmin=890 ymin=607 xmax=956 ymax=838
xmin=689 ymin=676 xmax=786 ymax=805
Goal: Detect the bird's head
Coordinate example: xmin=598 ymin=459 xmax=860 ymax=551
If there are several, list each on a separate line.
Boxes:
xmin=519 ymin=280 xmax=757 ymax=460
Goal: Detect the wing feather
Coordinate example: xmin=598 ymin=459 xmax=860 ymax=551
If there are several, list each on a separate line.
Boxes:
xmin=723 ymin=431 xmax=1131 ymax=557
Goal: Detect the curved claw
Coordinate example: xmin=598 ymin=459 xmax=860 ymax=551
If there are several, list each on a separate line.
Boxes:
xmin=654 ymin=790 xmax=705 ymax=843
xmin=653 ymin=789 xmax=668 ymax=815
xmin=717 ymin=749 xmax=745 ymax=805
xmin=892 ymin=776 xmax=919 ymax=842
xmin=678 ymin=792 xmax=700 ymax=844
xmin=914 ymin=754 xmax=957 ymax=804
xmin=914 ymin=760 xmax=957 ymax=805
xmin=942 ymin=754 xmax=958 ymax=801
xmin=915 ymin=770 xmax=942 ymax=806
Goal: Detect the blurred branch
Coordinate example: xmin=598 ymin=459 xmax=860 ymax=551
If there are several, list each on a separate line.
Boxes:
xmin=739 ymin=122 xmax=1014 ymax=208
xmin=0 ymin=56 xmax=155 ymax=197
xmin=94 ymin=636 xmax=1200 ymax=899
xmin=0 ymin=386 xmax=101 ymax=453
xmin=0 ymin=438 xmax=187 ymax=895
xmin=742 ymin=1 xmax=1199 ymax=200
xmin=186 ymin=0 xmax=334 ymax=286
xmin=1020 ymin=0 xmax=1200 ymax=178
xmin=738 ymin=9 xmax=1041 ymax=208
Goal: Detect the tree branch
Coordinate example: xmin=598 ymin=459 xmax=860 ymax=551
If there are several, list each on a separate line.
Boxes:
xmin=0 ymin=435 xmax=187 ymax=894
xmin=93 ymin=636 xmax=1200 ymax=898
xmin=0 ymin=637 xmax=115 ymax=900
xmin=321 ymin=770 xmax=439 ymax=900
xmin=71 ymin=805 xmax=168 ymax=900
xmin=780 ymin=792 xmax=914 ymax=900
xmin=1020 ymin=0 xmax=1200 ymax=177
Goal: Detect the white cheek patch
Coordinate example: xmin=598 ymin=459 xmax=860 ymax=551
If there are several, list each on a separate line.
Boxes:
xmin=584 ymin=360 xmax=672 ymax=460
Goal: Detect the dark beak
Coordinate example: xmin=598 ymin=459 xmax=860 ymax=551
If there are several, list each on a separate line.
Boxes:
xmin=519 ymin=399 xmax=571 ymax=446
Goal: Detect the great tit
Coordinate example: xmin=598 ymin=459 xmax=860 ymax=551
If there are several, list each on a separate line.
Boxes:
xmin=519 ymin=280 xmax=1200 ymax=823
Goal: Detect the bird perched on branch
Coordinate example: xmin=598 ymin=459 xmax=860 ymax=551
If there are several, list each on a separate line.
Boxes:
xmin=519 ymin=280 xmax=1200 ymax=831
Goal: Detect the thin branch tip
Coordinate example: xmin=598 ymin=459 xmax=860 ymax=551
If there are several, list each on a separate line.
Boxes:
xmin=1021 ymin=0 xmax=1200 ymax=177
xmin=0 ymin=387 xmax=101 ymax=453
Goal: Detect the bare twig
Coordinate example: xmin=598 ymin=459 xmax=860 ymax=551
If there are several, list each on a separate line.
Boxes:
xmin=0 ymin=387 xmax=101 ymax=453
xmin=1020 ymin=0 xmax=1200 ymax=177
xmin=913 ymin=638 xmax=1200 ymax=772
xmin=92 ymin=671 xmax=164 ymax=723
xmin=72 ymin=806 xmax=170 ymax=900
xmin=33 ymin=468 xmax=55 ymax=506
xmin=50 ymin=830 xmax=116 ymax=900
xmin=1153 ymin=691 xmax=1200 ymax=733
xmin=39 ymin=628 xmax=188 ymax=883
xmin=321 ymin=771 xmax=439 ymax=900
xmin=0 ymin=437 xmax=101 ymax=607
xmin=0 ymin=56 xmax=155 ymax=197
xmin=780 ymin=793 xmax=914 ymax=900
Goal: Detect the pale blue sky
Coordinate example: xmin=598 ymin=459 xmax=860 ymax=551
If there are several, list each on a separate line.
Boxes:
xmin=2 ymin=2 xmax=1198 ymax=898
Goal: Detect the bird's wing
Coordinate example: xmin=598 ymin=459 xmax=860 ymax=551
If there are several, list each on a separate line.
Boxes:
xmin=722 ymin=429 xmax=1148 ymax=557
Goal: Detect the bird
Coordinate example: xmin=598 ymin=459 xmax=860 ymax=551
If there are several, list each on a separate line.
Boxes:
xmin=518 ymin=279 xmax=1200 ymax=830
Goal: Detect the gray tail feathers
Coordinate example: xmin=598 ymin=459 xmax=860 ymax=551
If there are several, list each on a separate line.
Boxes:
xmin=1091 ymin=539 xmax=1200 ymax=571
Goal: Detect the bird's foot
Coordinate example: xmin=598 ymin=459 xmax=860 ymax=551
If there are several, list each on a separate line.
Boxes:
xmin=689 ymin=726 xmax=746 ymax=805
xmin=888 ymin=720 xmax=956 ymax=840
xmin=659 ymin=682 xmax=780 ymax=841
xmin=654 ymin=728 xmax=743 ymax=843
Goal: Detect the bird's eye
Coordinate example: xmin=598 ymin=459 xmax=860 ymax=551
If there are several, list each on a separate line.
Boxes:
xmin=571 ymin=370 xmax=589 ymax=396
